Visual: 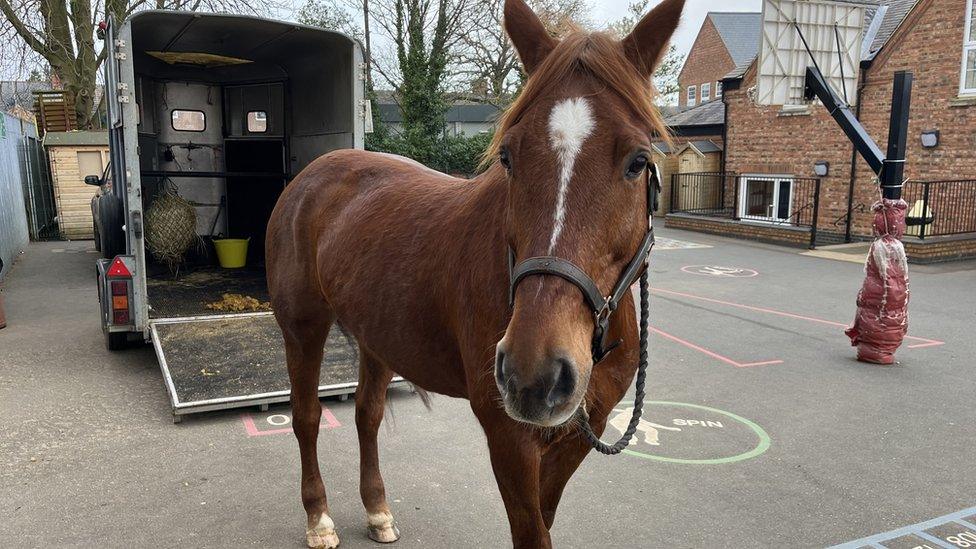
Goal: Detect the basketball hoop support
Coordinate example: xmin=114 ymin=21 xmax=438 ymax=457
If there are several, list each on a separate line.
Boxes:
xmin=804 ymin=65 xmax=913 ymax=200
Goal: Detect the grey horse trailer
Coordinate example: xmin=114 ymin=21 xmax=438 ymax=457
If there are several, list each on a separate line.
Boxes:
xmin=89 ymin=11 xmax=388 ymax=421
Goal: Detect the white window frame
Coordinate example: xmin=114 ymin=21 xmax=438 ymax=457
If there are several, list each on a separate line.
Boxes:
xmin=687 ymin=85 xmax=697 ymax=106
xmin=716 ymin=81 xmax=723 ymax=97
xmin=701 ymin=82 xmax=711 ymax=102
xmin=738 ymin=174 xmax=794 ymax=223
xmin=961 ymin=0 xmax=976 ymax=95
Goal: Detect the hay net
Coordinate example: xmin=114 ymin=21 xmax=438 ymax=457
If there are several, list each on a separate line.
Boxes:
xmin=145 ymin=181 xmax=198 ymax=274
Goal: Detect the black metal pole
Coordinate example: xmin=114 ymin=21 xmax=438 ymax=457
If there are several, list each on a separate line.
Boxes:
xmin=669 ymin=173 xmax=676 ymax=212
xmin=919 ymin=182 xmax=930 ymax=240
xmin=804 ymin=66 xmax=886 ymax=175
xmin=882 ymin=71 xmax=913 ymax=200
xmin=731 ymin=172 xmax=740 ymax=220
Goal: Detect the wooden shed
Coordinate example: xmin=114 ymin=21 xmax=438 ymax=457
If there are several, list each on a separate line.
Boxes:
xmin=675 ymin=140 xmax=724 ymax=213
xmin=676 ymin=140 xmax=722 ymax=173
xmin=652 ymin=142 xmax=679 ymax=215
xmin=43 ymin=131 xmax=109 ymax=240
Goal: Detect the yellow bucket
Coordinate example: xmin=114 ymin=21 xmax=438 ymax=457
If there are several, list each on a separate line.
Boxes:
xmin=213 ymin=238 xmax=249 ymax=268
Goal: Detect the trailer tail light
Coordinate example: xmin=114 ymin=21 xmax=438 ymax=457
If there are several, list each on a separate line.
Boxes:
xmin=107 ymin=257 xmax=131 ymax=277
xmin=106 ymin=256 xmax=133 ymax=327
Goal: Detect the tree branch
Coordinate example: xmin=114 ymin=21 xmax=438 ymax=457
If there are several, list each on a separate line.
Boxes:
xmin=0 ymin=0 xmax=49 ymax=55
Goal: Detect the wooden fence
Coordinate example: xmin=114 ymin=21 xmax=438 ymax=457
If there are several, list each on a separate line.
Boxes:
xmin=32 ymin=91 xmax=77 ymax=135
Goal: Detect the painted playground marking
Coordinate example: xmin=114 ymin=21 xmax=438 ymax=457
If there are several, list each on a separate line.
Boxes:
xmin=829 ymin=505 xmax=976 ymax=548
xmin=650 ymin=326 xmax=783 ymax=368
xmin=651 ymin=287 xmax=945 ymax=350
xmin=608 ymin=401 xmax=770 ymax=465
xmin=655 ymin=237 xmax=712 ymax=250
xmin=241 ymin=404 xmax=341 ymax=437
xmin=681 ymin=265 xmax=759 ymax=278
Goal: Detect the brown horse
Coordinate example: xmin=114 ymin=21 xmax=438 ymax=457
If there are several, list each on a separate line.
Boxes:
xmin=266 ymin=0 xmax=684 ymax=546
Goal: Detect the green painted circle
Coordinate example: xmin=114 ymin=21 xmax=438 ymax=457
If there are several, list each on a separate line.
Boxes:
xmin=621 ymin=401 xmax=771 ymax=465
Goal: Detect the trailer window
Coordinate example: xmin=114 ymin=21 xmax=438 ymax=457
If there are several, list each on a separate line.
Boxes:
xmin=247 ymin=111 xmax=268 ymax=133
xmin=171 ymin=110 xmax=206 ymax=132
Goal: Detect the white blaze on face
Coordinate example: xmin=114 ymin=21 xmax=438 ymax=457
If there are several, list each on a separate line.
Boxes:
xmin=547 ymin=97 xmax=595 ymax=254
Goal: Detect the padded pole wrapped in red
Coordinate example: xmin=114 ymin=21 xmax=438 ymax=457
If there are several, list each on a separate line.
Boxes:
xmin=845 ymin=199 xmax=909 ymax=364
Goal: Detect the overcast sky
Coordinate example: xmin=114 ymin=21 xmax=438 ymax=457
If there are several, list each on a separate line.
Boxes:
xmin=0 ymin=0 xmax=762 ymax=80
xmin=591 ymin=0 xmax=762 ymax=57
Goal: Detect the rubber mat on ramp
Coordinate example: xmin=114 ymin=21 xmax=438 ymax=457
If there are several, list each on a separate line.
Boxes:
xmin=150 ymin=312 xmax=365 ymax=420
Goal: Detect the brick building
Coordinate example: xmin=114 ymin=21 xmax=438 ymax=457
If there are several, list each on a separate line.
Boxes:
xmin=667 ymin=0 xmax=976 ymax=262
xmin=677 ymin=12 xmax=761 ymax=108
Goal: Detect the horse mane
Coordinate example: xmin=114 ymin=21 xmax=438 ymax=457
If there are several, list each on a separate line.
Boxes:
xmin=485 ymin=29 xmax=672 ymax=165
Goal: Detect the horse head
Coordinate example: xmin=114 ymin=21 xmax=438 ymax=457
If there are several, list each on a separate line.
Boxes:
xmin=492 ymin=0 xmax=684 ymax=427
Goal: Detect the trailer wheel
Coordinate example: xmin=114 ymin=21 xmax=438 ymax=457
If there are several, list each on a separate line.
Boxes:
xmin=105 ymin=330 xmax=128 ymax=351
xmin=99 ymin=195 xmax=126 ymax=260
xmin=93 ymin=218 xmax=101 ymax=252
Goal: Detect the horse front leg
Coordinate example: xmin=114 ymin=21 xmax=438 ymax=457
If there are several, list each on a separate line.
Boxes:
xmin=481 ymin=419 xmax=550 ymax=549
xmin=538 ymin=430 xmax=595 ymax=530
xmin=355 ymin=351 xmax=399 ymax=543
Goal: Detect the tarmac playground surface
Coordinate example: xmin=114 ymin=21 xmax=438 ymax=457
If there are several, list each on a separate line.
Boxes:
xmin=1 ymin=225 xmax=974 ymax=548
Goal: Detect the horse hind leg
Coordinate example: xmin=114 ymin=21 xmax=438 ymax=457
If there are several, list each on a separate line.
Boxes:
xmin=280 ymin=312 xmax=338 ymax=549
xmin=356 ymin=351 xmax=400 ymax=543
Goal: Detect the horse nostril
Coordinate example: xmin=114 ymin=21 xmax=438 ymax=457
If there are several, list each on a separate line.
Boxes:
xmin=546 ymin=357 xmax=577 ymax=409
xmin=495 ymin=348 xmax=509 ymax=393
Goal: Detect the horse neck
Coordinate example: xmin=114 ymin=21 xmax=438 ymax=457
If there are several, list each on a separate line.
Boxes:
xmin=442 ymin=167 xmax=509 ymax=282
xmin=463 ymin=167 xmax=507 ymax=238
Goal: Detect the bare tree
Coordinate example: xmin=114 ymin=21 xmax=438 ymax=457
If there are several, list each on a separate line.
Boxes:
xmin=530 ymin=0 xmax=590 ymax=35
xmin=366 ymin=0 xmax=472 ymax=94
xmin=608 ymin=0 xmax=684 ymax=104
xmin=297 ymin=0 xmax=361 ymax=37
xmin=454 ymin=0 xmax=514 ymax=99
xmin=0 ymin=0 xmax=272 ymax=127
xmin=455 ymin=0 xmax=590 ymax=101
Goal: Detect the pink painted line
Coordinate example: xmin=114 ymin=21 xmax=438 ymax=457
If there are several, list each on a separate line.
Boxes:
xmin=241 ymin=413 xmax=261 ymax=436
xmin=650 ymin=287 xmax=945 ymax=348
xmin=241 ymin=405 xmax=343 ymax=438
xmin=321 ymin=406 xmax=342 ymax=429
xmin=905 ymin=341 xmax=944 ymax=349
xmin=737 ymin=360 xmax=786 ymax=368
xmin=650 ymin=326 xmax=783 ymax=368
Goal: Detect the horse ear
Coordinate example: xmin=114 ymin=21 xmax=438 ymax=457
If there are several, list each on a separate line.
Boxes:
xmin=621 ymin=0 xmax=686 ymax=78
xmin=504 ymin=0 xmax=557 ymax=74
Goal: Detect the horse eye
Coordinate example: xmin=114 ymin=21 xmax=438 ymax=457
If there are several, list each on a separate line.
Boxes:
xmin=499 ymin=149 xmax=512 ymax=171
xmin=626 ymin=155 xmax=648 ymax=178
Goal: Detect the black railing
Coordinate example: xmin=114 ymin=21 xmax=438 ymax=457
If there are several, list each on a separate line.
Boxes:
xmin=670 ymin=172 xmax=822 ymax=248
xmin=669 ymin=172 xmax=737 ymax=218
xmin=903 ymin=179 xmax=976 ymax=239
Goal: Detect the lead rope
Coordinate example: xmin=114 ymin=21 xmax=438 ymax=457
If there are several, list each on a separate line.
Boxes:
xmin=576 ymin=269 xmax=650 ymax=455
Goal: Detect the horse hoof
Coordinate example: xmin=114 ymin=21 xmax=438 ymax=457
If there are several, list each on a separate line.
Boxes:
xmin=368 ymin=524 xmax=400 ymax=543
xmin=367 ymin=512 xmax=400 ymax=543
xmin=307 ymin=513 xmax=340 ymax=549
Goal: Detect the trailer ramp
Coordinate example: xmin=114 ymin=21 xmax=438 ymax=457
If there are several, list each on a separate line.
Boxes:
xmin=150 ymin=312 xmax=374 ymax=421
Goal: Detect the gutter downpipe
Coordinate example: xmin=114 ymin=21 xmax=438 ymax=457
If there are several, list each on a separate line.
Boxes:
xmin=845 ymin=63 xmax=869 ymax=243
xmin=720 ymin=78 xmax=730 ymax=174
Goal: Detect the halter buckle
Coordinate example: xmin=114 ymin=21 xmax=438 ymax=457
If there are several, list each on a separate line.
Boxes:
xmin=594 ymin=296 xmax=613 ymax=322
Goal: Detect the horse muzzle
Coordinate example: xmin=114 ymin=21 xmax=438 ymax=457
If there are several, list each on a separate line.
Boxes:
xmin=494 ymin=344 xmax=587 ymax=426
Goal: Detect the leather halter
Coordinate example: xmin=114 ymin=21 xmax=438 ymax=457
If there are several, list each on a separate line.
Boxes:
xmin=508 ymin=163 xmax=661 ymax=364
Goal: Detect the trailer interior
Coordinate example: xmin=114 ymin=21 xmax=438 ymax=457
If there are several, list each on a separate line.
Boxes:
xmin=123 ymin=12 xmax=370 ymax=419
